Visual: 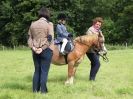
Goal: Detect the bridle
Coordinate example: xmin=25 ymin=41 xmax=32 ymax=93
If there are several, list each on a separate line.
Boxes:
xmin=95 ymin=35 xmax=109 ymax=62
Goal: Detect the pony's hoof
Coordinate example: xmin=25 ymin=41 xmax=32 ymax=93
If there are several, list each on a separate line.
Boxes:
xmin=65 ymin=81 xmax=70 ymax=85
xmin=65 ymin=80 xmax=73 ymax=85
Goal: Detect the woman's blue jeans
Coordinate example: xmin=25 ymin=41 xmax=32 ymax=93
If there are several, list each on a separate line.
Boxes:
xmin=32 ymin=48 xmax=53 ymax=93
xmin=86 ymin=53 xmax=100 ymax=80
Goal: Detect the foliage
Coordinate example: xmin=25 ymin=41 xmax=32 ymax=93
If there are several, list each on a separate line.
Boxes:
xmin=111 ymin=0 xmax=133 ymax=44
xmin=0 ymin=0 xmax=132 ymax=46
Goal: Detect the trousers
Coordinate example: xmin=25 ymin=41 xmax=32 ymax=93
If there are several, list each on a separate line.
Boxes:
xmin=86 ymin=53 xmax=100 ymax=80
xmin=32 ymin=48 xmax=53 ymax=93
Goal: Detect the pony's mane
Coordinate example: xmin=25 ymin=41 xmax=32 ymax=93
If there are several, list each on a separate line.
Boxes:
xmin=74 ymin=34 xmax=98 ymax=45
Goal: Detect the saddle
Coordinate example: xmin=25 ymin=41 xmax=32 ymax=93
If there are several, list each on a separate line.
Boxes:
xmin=54 ymin=39 xmax=74 ymax=55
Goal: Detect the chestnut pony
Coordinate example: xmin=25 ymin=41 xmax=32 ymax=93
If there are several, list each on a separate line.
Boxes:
xmin=51 ymin=34 xmax=106 ymax=85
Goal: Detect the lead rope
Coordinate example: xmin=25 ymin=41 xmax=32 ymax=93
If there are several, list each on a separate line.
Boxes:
xmin=98 ymin=53 xmax=109 ymax=62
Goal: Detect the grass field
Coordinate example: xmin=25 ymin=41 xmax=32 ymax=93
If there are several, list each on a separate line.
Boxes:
xmin=0 ymin=49 xmax=133 ymax=99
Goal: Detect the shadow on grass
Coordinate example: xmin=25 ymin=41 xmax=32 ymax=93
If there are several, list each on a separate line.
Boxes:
xmin=24 ymin=74 xmax=66 ymax=83
xmin=24 ymin=75 xmax=32 ymax=83
xmin=0 ymin=82 xmax=30 ymax=91
xmin=0 ymin=94 xmax=12 ymax=99
xmin=115 ymin=87 xmax=133 ymax=95
xmin=48 ymin=75 xmax=66 ymax=83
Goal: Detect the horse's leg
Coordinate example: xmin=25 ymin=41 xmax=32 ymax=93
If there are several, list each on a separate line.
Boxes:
xmin=65 ymin=56 xmax=84 ymax=85
xmin=65 ymin=62 xmax=76 ymax=85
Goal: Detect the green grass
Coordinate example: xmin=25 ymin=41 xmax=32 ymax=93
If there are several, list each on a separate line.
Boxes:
xmin=0 ymin=49 xmax=133 ymax=99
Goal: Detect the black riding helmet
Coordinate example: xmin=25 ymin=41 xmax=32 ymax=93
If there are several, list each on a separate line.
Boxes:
xmin=57 ymin=13 xmax=67 ymax=20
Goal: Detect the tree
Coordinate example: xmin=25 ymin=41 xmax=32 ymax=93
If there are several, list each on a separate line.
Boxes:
xmin=111 ymin=0 xmax=133 ymax=44
xmin=0 ymin=0 xmax=51 ymax=46
xmin=0 ymin=0 xmax=133 ymax=46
